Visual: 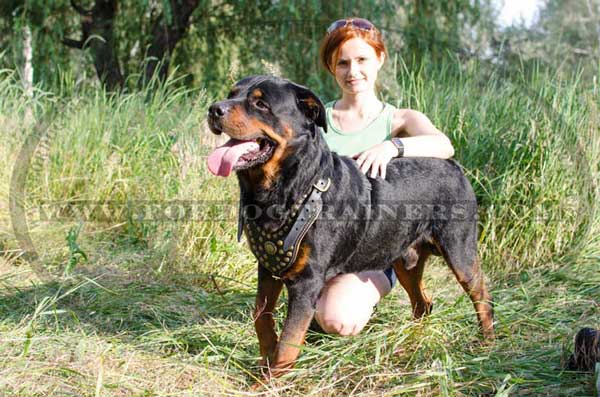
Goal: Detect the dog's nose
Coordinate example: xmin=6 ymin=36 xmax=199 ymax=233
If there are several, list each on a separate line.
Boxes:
xmin=208 ymin=103 xmax=227 ymax=118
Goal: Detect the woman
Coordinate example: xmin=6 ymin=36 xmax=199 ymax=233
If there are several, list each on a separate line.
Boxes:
xmin=313 ymin=18 xmax=455 ymax=336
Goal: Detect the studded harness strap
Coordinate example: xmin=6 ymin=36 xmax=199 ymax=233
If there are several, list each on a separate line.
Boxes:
xmin=238 ymin=178 xmax=331 ymax=276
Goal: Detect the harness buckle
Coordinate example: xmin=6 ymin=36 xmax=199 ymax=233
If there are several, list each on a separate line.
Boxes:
xmin=313 ymin=177 xmax=331 ymax=192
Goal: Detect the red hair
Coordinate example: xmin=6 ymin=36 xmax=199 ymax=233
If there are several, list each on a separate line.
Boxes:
xmin=319 ymin=19 xmax=387 ymax=75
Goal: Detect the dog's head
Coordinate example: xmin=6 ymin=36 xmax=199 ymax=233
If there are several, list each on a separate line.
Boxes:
xmin=206 ymin=75 xmax=326 ymax=177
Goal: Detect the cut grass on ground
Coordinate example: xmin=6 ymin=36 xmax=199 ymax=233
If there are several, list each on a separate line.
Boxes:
xmin=1 ymin=254 xmax=598 ymax=396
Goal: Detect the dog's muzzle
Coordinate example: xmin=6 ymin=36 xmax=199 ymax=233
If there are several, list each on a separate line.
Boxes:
xmin=207 ymin=102 xmax=229 ymax=134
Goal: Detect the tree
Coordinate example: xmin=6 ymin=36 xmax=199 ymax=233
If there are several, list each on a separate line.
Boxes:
xmin=491 ymin=0 xmax=600 ymax=76
xmin=62 ymin=0 xmax=200 ymax=90
xmin=0 ymin=0 xmax=496 ymax=93
xmin=62 ymin=0 xmax=123 ymax=90
xmin=535 ymin=0 xmax=600 ymax=63
xmin=401 ymin=0 xmax=488 ymax=63
xmin=142 ymin=0 xmax=200 ymax=86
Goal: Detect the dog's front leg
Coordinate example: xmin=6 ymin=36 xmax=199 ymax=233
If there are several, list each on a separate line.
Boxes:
xmin=254 ymin=266 xmax=283 ymax=366
xmin=267 ymin=277 xmax=320 ymax=378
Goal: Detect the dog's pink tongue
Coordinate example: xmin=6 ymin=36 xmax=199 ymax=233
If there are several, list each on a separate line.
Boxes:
xmin=207 ymin=139 xmax=259 ymax=177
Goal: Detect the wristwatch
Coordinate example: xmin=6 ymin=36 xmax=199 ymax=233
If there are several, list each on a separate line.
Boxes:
xmin=391 ymin=137 xmax=404 ymax=157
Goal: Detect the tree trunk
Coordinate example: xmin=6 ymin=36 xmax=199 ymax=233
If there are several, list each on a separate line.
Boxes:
xmin=63 ymin=0 xmax=124 ymax=91
xmin=22 ymin=25 xmax=33 ymax=97
xmin=22 ymin=25 xmax=34 ymax=122
xmin=141 ymin=0 xmax=200 ymax=87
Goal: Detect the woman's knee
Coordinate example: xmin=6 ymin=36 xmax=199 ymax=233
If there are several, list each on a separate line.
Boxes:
xmin=314 ymin=272 xmax=386 ymax=336
xmin=317 ymin=316 xmax=369 ymax=336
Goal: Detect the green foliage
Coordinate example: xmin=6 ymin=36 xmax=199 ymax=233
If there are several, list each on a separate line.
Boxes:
xmin=0 ymin=1 xmax=79 ymax=88
xmin=536 ymin=0 xmax=600 ymax=61
xmin=398 ymin=0 xmax=488 ymax=63
xmin=1 ymin=1 xmax=492 ymax=94
xmin=65 ymin=224 xmax=87 ymax=276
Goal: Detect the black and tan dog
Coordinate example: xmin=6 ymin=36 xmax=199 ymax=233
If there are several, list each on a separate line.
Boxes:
xmin=206 ymin=75 xmax=494 ymax=378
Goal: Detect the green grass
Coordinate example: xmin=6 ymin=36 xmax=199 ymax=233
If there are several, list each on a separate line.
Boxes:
xmin=0 ymin=59 xmax=599 ymax=396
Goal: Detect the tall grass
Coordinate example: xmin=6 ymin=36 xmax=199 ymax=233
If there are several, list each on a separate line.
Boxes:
xmin=2 ymin=59 xmax=597 ymax=278
xmin=1 ymin=59 xmax=599 ymax=395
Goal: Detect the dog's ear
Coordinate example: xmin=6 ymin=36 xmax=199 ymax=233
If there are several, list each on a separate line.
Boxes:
xmin=289 ymin=83 xmax=327 ymax=133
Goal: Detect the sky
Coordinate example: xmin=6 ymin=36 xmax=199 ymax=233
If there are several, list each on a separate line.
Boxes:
xmin=497 ymin=0 xmax=542 ymax=27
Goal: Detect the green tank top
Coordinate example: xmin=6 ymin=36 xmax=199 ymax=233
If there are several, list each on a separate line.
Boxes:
xmin=323 ymin=101 xmax=395 ymax=156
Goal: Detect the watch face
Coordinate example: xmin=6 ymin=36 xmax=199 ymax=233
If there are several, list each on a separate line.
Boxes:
xmin=392 ymin=138 xmax=404 ymax=156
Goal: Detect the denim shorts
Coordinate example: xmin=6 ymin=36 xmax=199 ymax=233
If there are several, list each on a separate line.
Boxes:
xmin=383 ymin=267 xmax=397 ymax=288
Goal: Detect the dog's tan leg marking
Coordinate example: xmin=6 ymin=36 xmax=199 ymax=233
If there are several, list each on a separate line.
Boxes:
xmin=393 ymin=247 xmax=433 ymax=319
xmin=267 ymin=309 xmax=313 ymax=378
xmin=281 ymin=245 xmax=310 ymax=281
xmin=448 ymin=258 xmax=495 ymax=340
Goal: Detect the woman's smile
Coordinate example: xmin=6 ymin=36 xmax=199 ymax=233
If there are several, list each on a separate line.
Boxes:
xmin=346 ymin=78 xmax=364 ymax=85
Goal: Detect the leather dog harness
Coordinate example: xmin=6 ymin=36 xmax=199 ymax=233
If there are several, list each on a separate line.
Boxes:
xmin=238 ymin=177 xmax=331 ymax=276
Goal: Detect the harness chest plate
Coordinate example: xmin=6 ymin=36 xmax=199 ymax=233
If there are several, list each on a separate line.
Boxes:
xmin=240 ymin=178 xmax=331 ymax=276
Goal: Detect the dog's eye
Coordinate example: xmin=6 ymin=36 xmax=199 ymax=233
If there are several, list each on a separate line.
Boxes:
xmin=253 ymin=99 xmax=270 ymax=111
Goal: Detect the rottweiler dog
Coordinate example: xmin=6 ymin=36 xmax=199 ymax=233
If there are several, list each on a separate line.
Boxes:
xmin=206 ymin=75 xmax=494 ymax=378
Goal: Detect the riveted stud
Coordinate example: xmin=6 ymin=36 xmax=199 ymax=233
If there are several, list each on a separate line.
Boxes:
xmin=278 ymin=249 xmax=284 ymax=255
xmin=277 ymin=240 xmax=283 ymax=246
xmin=265 ymin=241 xmax=277 ymax=255
xmin=284 ymin=257 xmax=290 ymax=262
xmin=286 ymin=251 xmax=293 ymax=257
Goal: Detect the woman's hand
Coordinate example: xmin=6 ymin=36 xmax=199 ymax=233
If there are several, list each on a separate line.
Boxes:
xmin=353 ymin=140 xmax=399 ymax=180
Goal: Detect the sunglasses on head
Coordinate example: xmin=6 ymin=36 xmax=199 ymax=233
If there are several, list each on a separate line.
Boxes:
xmin=326 ymin=18 xmax=375 ymax=34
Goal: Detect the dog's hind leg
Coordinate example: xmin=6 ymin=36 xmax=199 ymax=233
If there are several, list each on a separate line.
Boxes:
xmin=447 ymin=257 xmax=494 ymax=340
xmin=436 ymin=224 xmax=495 ymax=340
xmin=393 ymin=246 xmax=433 ymax=319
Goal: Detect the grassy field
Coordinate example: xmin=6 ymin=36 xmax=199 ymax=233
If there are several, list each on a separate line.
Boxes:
xmin=0 ymin=60 xmax=599 ymax=396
